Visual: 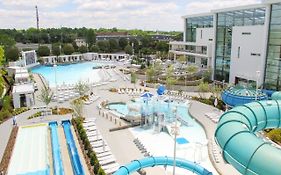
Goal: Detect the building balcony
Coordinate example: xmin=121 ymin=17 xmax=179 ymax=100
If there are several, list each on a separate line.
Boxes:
xmin=169 ymin=41 xmax=212 ymax=58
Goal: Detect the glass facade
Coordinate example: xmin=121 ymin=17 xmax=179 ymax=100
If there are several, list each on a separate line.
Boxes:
xmin=265 ymin=3 xmax=281 ymax=90
xmin=186 ymin=16 xmax=213 ymax=42
xmin=214 ymin=7 xmax=266 ymax=82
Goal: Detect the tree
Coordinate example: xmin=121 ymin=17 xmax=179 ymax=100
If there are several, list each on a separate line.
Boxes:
xmin=75 ymin=81 xmax=90 ymax=96
xmin=146 ymin=66 xmax=155 ymax=83
xmin=166 ymin=65 xmax=177 ymax=89
xmin=131 ymin=71 xmax=137 ymax=86
xmin=97 ymin=41 xmax=110 ymax=53
xmin=140 ymin=35 xmax=152 ymax=48
xmin=178 ymin=55 xmax=186 ymax=70
xmin=124 ymin=45 xmax=133 ymax=55
xmin=37 ymin=46 xmax=50 ymax=57
xmin=86 ymin=29 xmax=96 ymax=47
xmin=5 ymin=46 xmax=19 ymax=62
xmin=203 ymin=68 xmax=212 ymax=82
xmin=52 ymin=43 xmax=61 ymax=56
xmin=186 ymin=65 xmax=198 ymax=74
xmin=72 ymin=41 xmax=79 ymax=52
xmin=119 ymin=38 xmax=128 ymax=50
xmin=198 ymin=82 xmax=210 ymax=98
xmin=71 ymin=99 xmax=84 ymax=118
xmin=0 ymin=46 xmax=4 ymax=65
xmin=90 ymin=45 xmax=100 ymax=53
xmin=79 ymin=45 xmax=88 ymax=53
xmin=156 ymin=41 xmax=168 ymax=52
xmin=0 ymin=34 xmax=16 ymax=48
xmin=37 ymin=86 xmax=53 ymax=112
xmin=63 ymin=44 xmax=75 ymax=55
xmin=109 ymin=39 xmax=119 ymax=52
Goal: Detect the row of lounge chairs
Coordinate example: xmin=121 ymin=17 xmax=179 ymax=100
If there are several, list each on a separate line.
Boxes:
xmin=84 ymin=94 xmax=101 ymax=105
xmin=118 ymin=88 xmax=145 ymax=95
xmin=166 ymin=91 xmax=192 ymax=100
xmin=53 ymin=90 xmax=80 ymax=103
xmin=83 ymin=118 xmax=120 ymax=174
xmin=212 ymin=139 xmax=220 ymax=163
xmin=133 ymin=138 xmax=151 ymax=157
xmin=204 ymin=112 xmax=221 ymax=123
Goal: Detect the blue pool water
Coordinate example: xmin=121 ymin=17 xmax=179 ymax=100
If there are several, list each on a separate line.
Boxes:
xmin=31 ymin=62 xmax=102 ymax=87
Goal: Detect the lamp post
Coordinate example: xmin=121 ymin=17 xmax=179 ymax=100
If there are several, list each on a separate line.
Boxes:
xmin=255 ymin=71 xmax=261 ymax=101
xmin=171 ymin=103 xmax=179 ymax=175
xmin=53 ymin=64 xmax=58 ymax=112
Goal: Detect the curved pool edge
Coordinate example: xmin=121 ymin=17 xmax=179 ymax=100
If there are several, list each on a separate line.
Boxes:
xmin=188 ymin=100 xmax=237 ymax=175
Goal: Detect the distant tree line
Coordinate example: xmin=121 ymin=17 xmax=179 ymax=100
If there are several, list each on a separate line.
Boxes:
xmin=0 ymin=27 xmax=183 ymax=63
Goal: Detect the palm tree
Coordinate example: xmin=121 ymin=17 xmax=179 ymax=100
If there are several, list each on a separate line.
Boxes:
xmin=37 ymin=86 xmax=53 ymax=115
xmin=75 ymin=80 xmax=90 ymax=96
xmin=71 ymin=99 xmax=84 ymax=118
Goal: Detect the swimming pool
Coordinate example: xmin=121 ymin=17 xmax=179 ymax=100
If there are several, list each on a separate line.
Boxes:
xmin=107 ymin=99 xmax=206 ymax=142
xmin=31 ymin=62 xmax=102 ymax=87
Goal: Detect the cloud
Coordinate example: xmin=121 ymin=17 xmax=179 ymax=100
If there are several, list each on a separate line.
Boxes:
xmin=1 ymin=0 xmax=68 ymax=8
xmin=0 ymin=0 xmax=262 ymax=31
xmin=186 ymin=0 xmax=260 ymax=14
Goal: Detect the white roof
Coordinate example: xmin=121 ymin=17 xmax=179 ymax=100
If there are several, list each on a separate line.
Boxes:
xmin=13 ymin=83 xmax=34 ymax=94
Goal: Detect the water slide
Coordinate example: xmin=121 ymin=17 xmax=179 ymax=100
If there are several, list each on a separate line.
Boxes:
xmin=215 ymin=100 xmax=281 ymax=175
xmin=62 ymin=120 xmax=85 ymax=175
xmin=49 ymin=122 xmax=65 ymax=175
xmin=113 ymin=156 xmax=213 ymax=175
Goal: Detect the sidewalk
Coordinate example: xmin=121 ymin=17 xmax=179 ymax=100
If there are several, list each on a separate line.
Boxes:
xmin=189 ymin=100 xmax=239 ymax=175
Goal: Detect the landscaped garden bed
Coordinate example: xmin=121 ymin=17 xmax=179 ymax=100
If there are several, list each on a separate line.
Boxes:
xmin=0 ymin=126 xmax=18 ymax=174
xmin=72 ymin=117 xmax=106 ymax=175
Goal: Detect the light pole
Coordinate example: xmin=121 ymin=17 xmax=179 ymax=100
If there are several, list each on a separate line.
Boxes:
xmin=53 ymin=64 xmax=58 ymax=112
xmin=171 ymin=103 xmax=179 ymax=175
xmin=255 ymin=71 xmax=261 ymax=101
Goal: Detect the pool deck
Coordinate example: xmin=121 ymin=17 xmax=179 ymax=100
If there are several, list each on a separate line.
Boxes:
xmin=189 ymin=100 xmax=240 ymax=175
xmin=0 ymin=63 xmax=241 ymax=175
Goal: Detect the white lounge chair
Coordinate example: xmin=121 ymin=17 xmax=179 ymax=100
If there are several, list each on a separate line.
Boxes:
xmin=85 ymin=126 xmax=97 ymax=131
xmin=102 ymin=163 xmax=119 ymax=170
xmin=99 ymin=157 xmax=116 ymax=166
xmin=104 ymin=165 xmax=119 ymax=174
xmin=88 ymin=135 xmax=103 ymax=142
xmin=96 ymin=151 xmax=112 ymax=158
xmin=94 ymin=146 xmax=111 ymax=154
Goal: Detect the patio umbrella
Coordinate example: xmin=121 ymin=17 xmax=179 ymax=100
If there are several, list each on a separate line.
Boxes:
xmin=141 ymin=92 xmax=154 ymax=98
xmin=157 ymin=85 xmax=166 ymax=95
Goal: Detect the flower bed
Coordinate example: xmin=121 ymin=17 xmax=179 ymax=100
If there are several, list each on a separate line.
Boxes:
xmin=12 ymin=107 xmax=30 ymax=116
xmin=27 ymin=111 xmax=42 ymax=119
xmin=52 ymin=108 xmax=74 ymax=115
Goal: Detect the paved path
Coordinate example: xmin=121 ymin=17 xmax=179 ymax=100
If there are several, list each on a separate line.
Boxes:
xmin=189 ymin=100 xmax=239 ymax=175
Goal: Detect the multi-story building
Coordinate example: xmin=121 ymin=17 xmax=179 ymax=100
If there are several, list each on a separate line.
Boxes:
xmin=170 ymin=0 xmax=281 ymax=91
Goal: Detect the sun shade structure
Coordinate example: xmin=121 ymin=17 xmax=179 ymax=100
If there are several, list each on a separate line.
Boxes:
xmin=176 ymin=137 xmax=189 ymax=144
xmin=221 ymin=85 xmax=267 ymax=107
xmin=157 ymin=85 xmax=166 ymax=95
xmin=215 ymin=100 xmax=281 ymax=175
xmin=113 ymin=156 xmax=212 ymax=175
xmin=141 ymin=92 xmax=154 ymax=98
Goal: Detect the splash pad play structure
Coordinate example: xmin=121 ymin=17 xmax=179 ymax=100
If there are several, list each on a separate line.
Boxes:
xmin=113 ymin=156 xmax=213 ymax=175
xmin=215 ymin=100 xmax=281 ymax=175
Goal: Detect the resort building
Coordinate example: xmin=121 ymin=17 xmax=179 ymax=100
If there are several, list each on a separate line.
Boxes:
xmin=170 ymin=0 xmax=281 ymax=90
xmin=75 ymin=38 xmax=87 ymax=47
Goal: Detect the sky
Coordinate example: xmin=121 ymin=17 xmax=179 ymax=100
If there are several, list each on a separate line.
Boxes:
xmin=0 ymin=0 xmax=261 ymax=31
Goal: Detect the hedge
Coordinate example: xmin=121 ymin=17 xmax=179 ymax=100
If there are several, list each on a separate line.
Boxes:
xmin=72 ymin=117 xmax=105 ymax=175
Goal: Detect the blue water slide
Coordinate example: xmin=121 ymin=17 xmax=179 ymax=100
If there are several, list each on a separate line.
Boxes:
xmin=215 ymin=100 xmax=281 ymax=175
xmin=49 ymin=122 xmax=65 ymax=175
xmin=113 ymin=156 xmax=213 ymax=175
xmin=62 ymin=120 xmax=85 ymax=175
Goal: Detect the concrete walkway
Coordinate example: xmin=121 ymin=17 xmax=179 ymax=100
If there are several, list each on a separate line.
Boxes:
xmin=189 ymin=100 xmax=239 ymax=175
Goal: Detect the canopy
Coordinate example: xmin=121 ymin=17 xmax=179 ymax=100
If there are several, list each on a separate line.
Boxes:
xmin=141 ymin=92 xmax=154 ymax=98
xmin=157 ymin=85 xmax=166 ymax=95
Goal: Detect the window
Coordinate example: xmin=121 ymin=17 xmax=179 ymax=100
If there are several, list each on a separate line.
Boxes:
xmin=251 ymin=53 xmax=261 ymax=56
xmin=200 ymin=30 xmax=203 ymax=39
xmin=242 ymin=32 xmax=251 ymax=35
xmin=238 ymin=47 xmax=241 ymax=58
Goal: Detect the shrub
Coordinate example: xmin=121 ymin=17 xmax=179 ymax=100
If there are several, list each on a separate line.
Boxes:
xmin=94 ymin=160 xmax=100 ymax=174
xmin=0 ymin=110 xmax=12 ymax=122
xmin=97 ymin=167 xmax=106 ymax=175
